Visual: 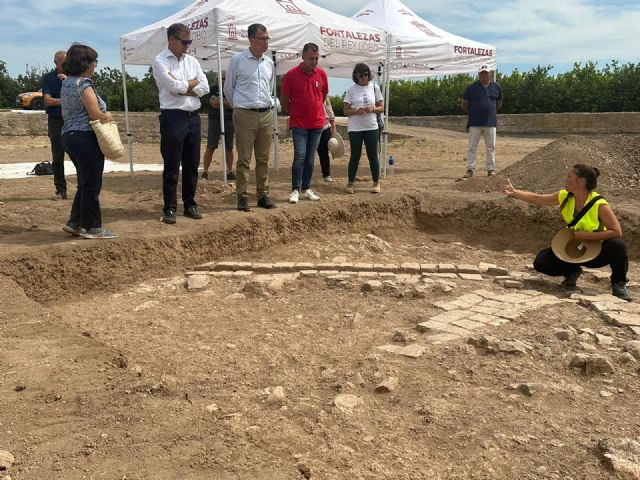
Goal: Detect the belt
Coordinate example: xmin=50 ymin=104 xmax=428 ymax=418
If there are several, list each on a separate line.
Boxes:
xmin=161 ymin=109 xmax=200 ymax=117
xmin=240 ymin=106 xmax=273 ymax=113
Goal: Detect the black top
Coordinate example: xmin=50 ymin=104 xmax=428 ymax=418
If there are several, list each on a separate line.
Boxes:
xmin=41 ymin=70 xmax=63 ymax=117
xmin=207 ymin=85 xmax=233 ymax=120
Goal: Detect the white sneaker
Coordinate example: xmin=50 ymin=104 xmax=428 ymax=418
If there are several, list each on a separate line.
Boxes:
xmin=323 ymin=176 xmax=334 ymax=183
xmin=289 ymin=189 xmax=299 ymax=204
xmin=302 ymin=189 xmax=320 ymax=201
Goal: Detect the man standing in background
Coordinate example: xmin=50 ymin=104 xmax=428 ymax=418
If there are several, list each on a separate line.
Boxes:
xmin=462 ymin=64 xmax=503 ymax=178
xmin=202 ymin=71 xmax=235 ymax=182
xmin=152 ymin=23 xmax=209 ymax=224
xmin=281 ymin=43 xmax=328 ymax=204
xmin=41 ymin=50 xmax=68 ymax=199
xmin=223 ymin=23 xmax=276 ymax=212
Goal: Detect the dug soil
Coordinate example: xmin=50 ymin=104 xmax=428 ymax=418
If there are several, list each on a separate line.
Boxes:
xmin=1 ymin=124 xmax=639 ymax=479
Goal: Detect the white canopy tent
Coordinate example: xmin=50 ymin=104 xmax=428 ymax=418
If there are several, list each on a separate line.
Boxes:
xmin=351 ymin=0 xmax=497 ymax=174
xmin=119 ymin=0 xmax=388 ymax=179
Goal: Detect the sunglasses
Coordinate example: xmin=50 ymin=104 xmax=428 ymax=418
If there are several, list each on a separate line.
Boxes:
xmin=172 ymin=36 xmax=193 ymax=47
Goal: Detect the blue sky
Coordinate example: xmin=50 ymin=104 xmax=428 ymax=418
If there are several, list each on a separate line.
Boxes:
xmin=2 ymin=0 xmax=639 ymax=95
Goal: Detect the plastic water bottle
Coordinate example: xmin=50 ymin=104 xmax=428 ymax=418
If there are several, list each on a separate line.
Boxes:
xmin=388 ymin=155 xmax=395 ymax=175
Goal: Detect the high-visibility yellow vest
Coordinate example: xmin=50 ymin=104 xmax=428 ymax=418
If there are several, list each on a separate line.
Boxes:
xmin=558 ymin=189 xmax=607 ymax=232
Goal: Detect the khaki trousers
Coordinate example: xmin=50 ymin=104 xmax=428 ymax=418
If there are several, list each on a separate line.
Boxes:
xmin=233 ymin=108 xmax=273 ymax=198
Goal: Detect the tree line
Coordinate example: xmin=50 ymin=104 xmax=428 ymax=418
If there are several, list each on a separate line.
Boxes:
xmin=2 ymin=60 xmax=638 ymax=115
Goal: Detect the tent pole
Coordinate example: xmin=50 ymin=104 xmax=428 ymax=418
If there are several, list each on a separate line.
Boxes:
xmin=272 ymin=50 xmax=279 ymax=175
xmin=383 ymin=33 xmax=392 ymax=177
xmin=213 ymin=8 xmax=227 ymax=185
xmin=121 ymin=63 xmax=134 ymax=176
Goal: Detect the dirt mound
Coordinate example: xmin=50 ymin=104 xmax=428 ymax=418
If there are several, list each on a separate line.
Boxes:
xmin=455 ymin=134 xmax=640 ymax=196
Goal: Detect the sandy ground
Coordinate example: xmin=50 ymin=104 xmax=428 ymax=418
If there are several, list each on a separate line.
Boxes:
xmin=1 ymin=123 xmax=640 ymax=479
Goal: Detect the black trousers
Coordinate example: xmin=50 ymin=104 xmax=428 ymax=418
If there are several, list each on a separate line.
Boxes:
xmin=48 ymin=115 xmax=66 ymax=193
xmin=159 ymin=109 xmax=201 ymax=214
xmin=534 ymin=238 xmax=629 ymax=284
xmin=61 ymin=131 xmax=104 ymax=230
xmin=316 ymin=127 xmax=332 ymax=178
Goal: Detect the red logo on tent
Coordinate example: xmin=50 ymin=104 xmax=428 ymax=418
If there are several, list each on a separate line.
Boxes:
xmin=411 ymin=21 xmax=439 ymax=38
xmin=276 ymin=0 xmax=308 ymax=15
xmin=227 ymin=15 xmax=237 ymax=40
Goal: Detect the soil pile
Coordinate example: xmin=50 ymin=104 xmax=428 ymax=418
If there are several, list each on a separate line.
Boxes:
xmin=456 ymin=134 xmax=640 ymax=195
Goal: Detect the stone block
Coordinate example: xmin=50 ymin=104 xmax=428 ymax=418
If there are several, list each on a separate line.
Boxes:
xmin=503 ymin=280 xmax=524 ymax=289
xmin=358 ymin=271 xmax=379 ymax=278
xmin=420 ymin=263 xmax=438 ymax=273
xmin=429 ymin=273 xmax=459 ymax=279
xmin=187 ymin=275 xmax=210 ymax=290
xmin=431 ymin=309 xmax=470 ymax=323
xmin=400 ymin=262 xmax=421 ymax=273
xmin=232 ymin=270 xmax=253 ymax=277
xmin=192 ymin=261 xmax=216 ymax=271
xmin=300 ymin=270 xmax=318 ymax=276
xmin=317 ymin=263 xmax=338 ymax=270
xmin=353 ymin=263 xmax=374 ymax=271
xmin=452 ymin=318 xmax=486 ymax=330
xmin=460 ymin=273 xmax=484 ymax=281
xmin=478 ymin=262 xmax=497 ymax=273
xmin=457 ymin=264 xmax=480 ymax=274
xmin=319 ymin=270 xmax=340 ymax=275
xmin=252 ymin=263 xmax=274 ymax=272
xmin=295 ymin=262 xmax=316 ymax=270
xmin=214 ymin=261 xmax=240 ymax=271
xmin=272 ymin=261 xmax=295 ymax=272
xmin=437 ymin=264 xmax=457 ymax=273
xmin=380 ymin=263 xmax=400 ymax=272
xmin=487 ymin=266 xmax=509 ymax=276
xmin=433 ymin=301 xmax=458 ymax=311
xmin=416 ymin=320 xmax=469 ymax=336
xmin=425 ymin=333 xmax=460 ymax=343
xmin=457 ymin=293 xmax=484 ymax=305
xmin=468 ymin=313 xmax=500 ymax=324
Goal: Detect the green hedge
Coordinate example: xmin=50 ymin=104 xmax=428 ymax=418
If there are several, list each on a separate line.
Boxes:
xmin=3 ymin=60 xmax=638 ymax=115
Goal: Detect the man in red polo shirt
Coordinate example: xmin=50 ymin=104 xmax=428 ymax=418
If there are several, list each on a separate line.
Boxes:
xmin=281 ymin=43 xmax=328 ymax=204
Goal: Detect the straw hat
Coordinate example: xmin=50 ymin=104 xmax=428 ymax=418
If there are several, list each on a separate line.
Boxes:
xmin=551 ymin=228 xmax=602 ymax=264
xmin=328 ymin=132 xmax=345 ymax=159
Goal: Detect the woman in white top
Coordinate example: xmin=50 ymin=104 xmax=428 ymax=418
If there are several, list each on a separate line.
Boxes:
xmin=343 ymin=63 xmax=384 ymax=194
xmin=316 ymin=96 xmax=336 ymax=182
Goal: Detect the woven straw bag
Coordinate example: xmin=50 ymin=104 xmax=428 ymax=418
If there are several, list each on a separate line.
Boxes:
xmin=89 ymin=119 xmax=124 ymax=159
xmin=76 ymin=78 xmax=124 ymax=159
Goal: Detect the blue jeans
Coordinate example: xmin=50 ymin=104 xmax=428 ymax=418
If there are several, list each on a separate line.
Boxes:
xmin=291 ymin=128 xmax=322 ymax=191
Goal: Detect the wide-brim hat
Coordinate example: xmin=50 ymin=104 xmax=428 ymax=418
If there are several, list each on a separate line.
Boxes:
xmin=328 ymin=132 xmax=345 ymax=159
xmin=551 ymin=228 xmax=602 ymax=264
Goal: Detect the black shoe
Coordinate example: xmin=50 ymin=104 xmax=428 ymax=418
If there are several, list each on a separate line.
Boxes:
xmin=488 ymin=170 xmax=496 ymax=177
xmin=227 ymin=172 xmax=236 ymax=181
xmin=162 ymin=209 xmax=176 ymax=224
xmin=257 ymin=195 xmax=276 ymax=209
xmin=462 ymin=169 xmax=473 ymax=178
xmin=184 ymin=206 xmax=202 ymax=220
xmin=612 ymin=282 xmax=632 ymax=301
xmin=56 ymin=190 xmax=68 ymax=200
xmin=561 ymin=268 xmax=582 ymax=288
xmin=202 ymin=172 xmax=209 ymax=180
xmin=237 ymin=197 xmax=251 ymax=212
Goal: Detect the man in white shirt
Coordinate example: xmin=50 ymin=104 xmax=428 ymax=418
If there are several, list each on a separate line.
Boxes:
xmin=223 ymin=23 xmax=276 ymax=212
xmin=152 ymin=23 xmax=209 ymax=224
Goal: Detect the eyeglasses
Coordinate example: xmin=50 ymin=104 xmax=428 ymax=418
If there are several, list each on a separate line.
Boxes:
xmin=356 ymin=72 xmax=370 ymax=78
xmin=172 ymin=36 xmax=193 ymax=47
xmin=253 ymin=36 xmax=271 ymax=41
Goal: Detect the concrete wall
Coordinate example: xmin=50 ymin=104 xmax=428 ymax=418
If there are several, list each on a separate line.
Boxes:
xmin=2 ymin=110 xmax=639 ymax=142
xmin=392 ymin=112 xmax=640 ymax=135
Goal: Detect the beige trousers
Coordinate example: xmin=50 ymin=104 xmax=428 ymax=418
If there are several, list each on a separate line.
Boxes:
xmin=233 ymin=108 xmax=273 ymax=198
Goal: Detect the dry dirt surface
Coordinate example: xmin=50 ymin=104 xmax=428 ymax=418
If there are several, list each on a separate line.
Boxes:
xmin=1 ymin=125 xmax=640 ymax=480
